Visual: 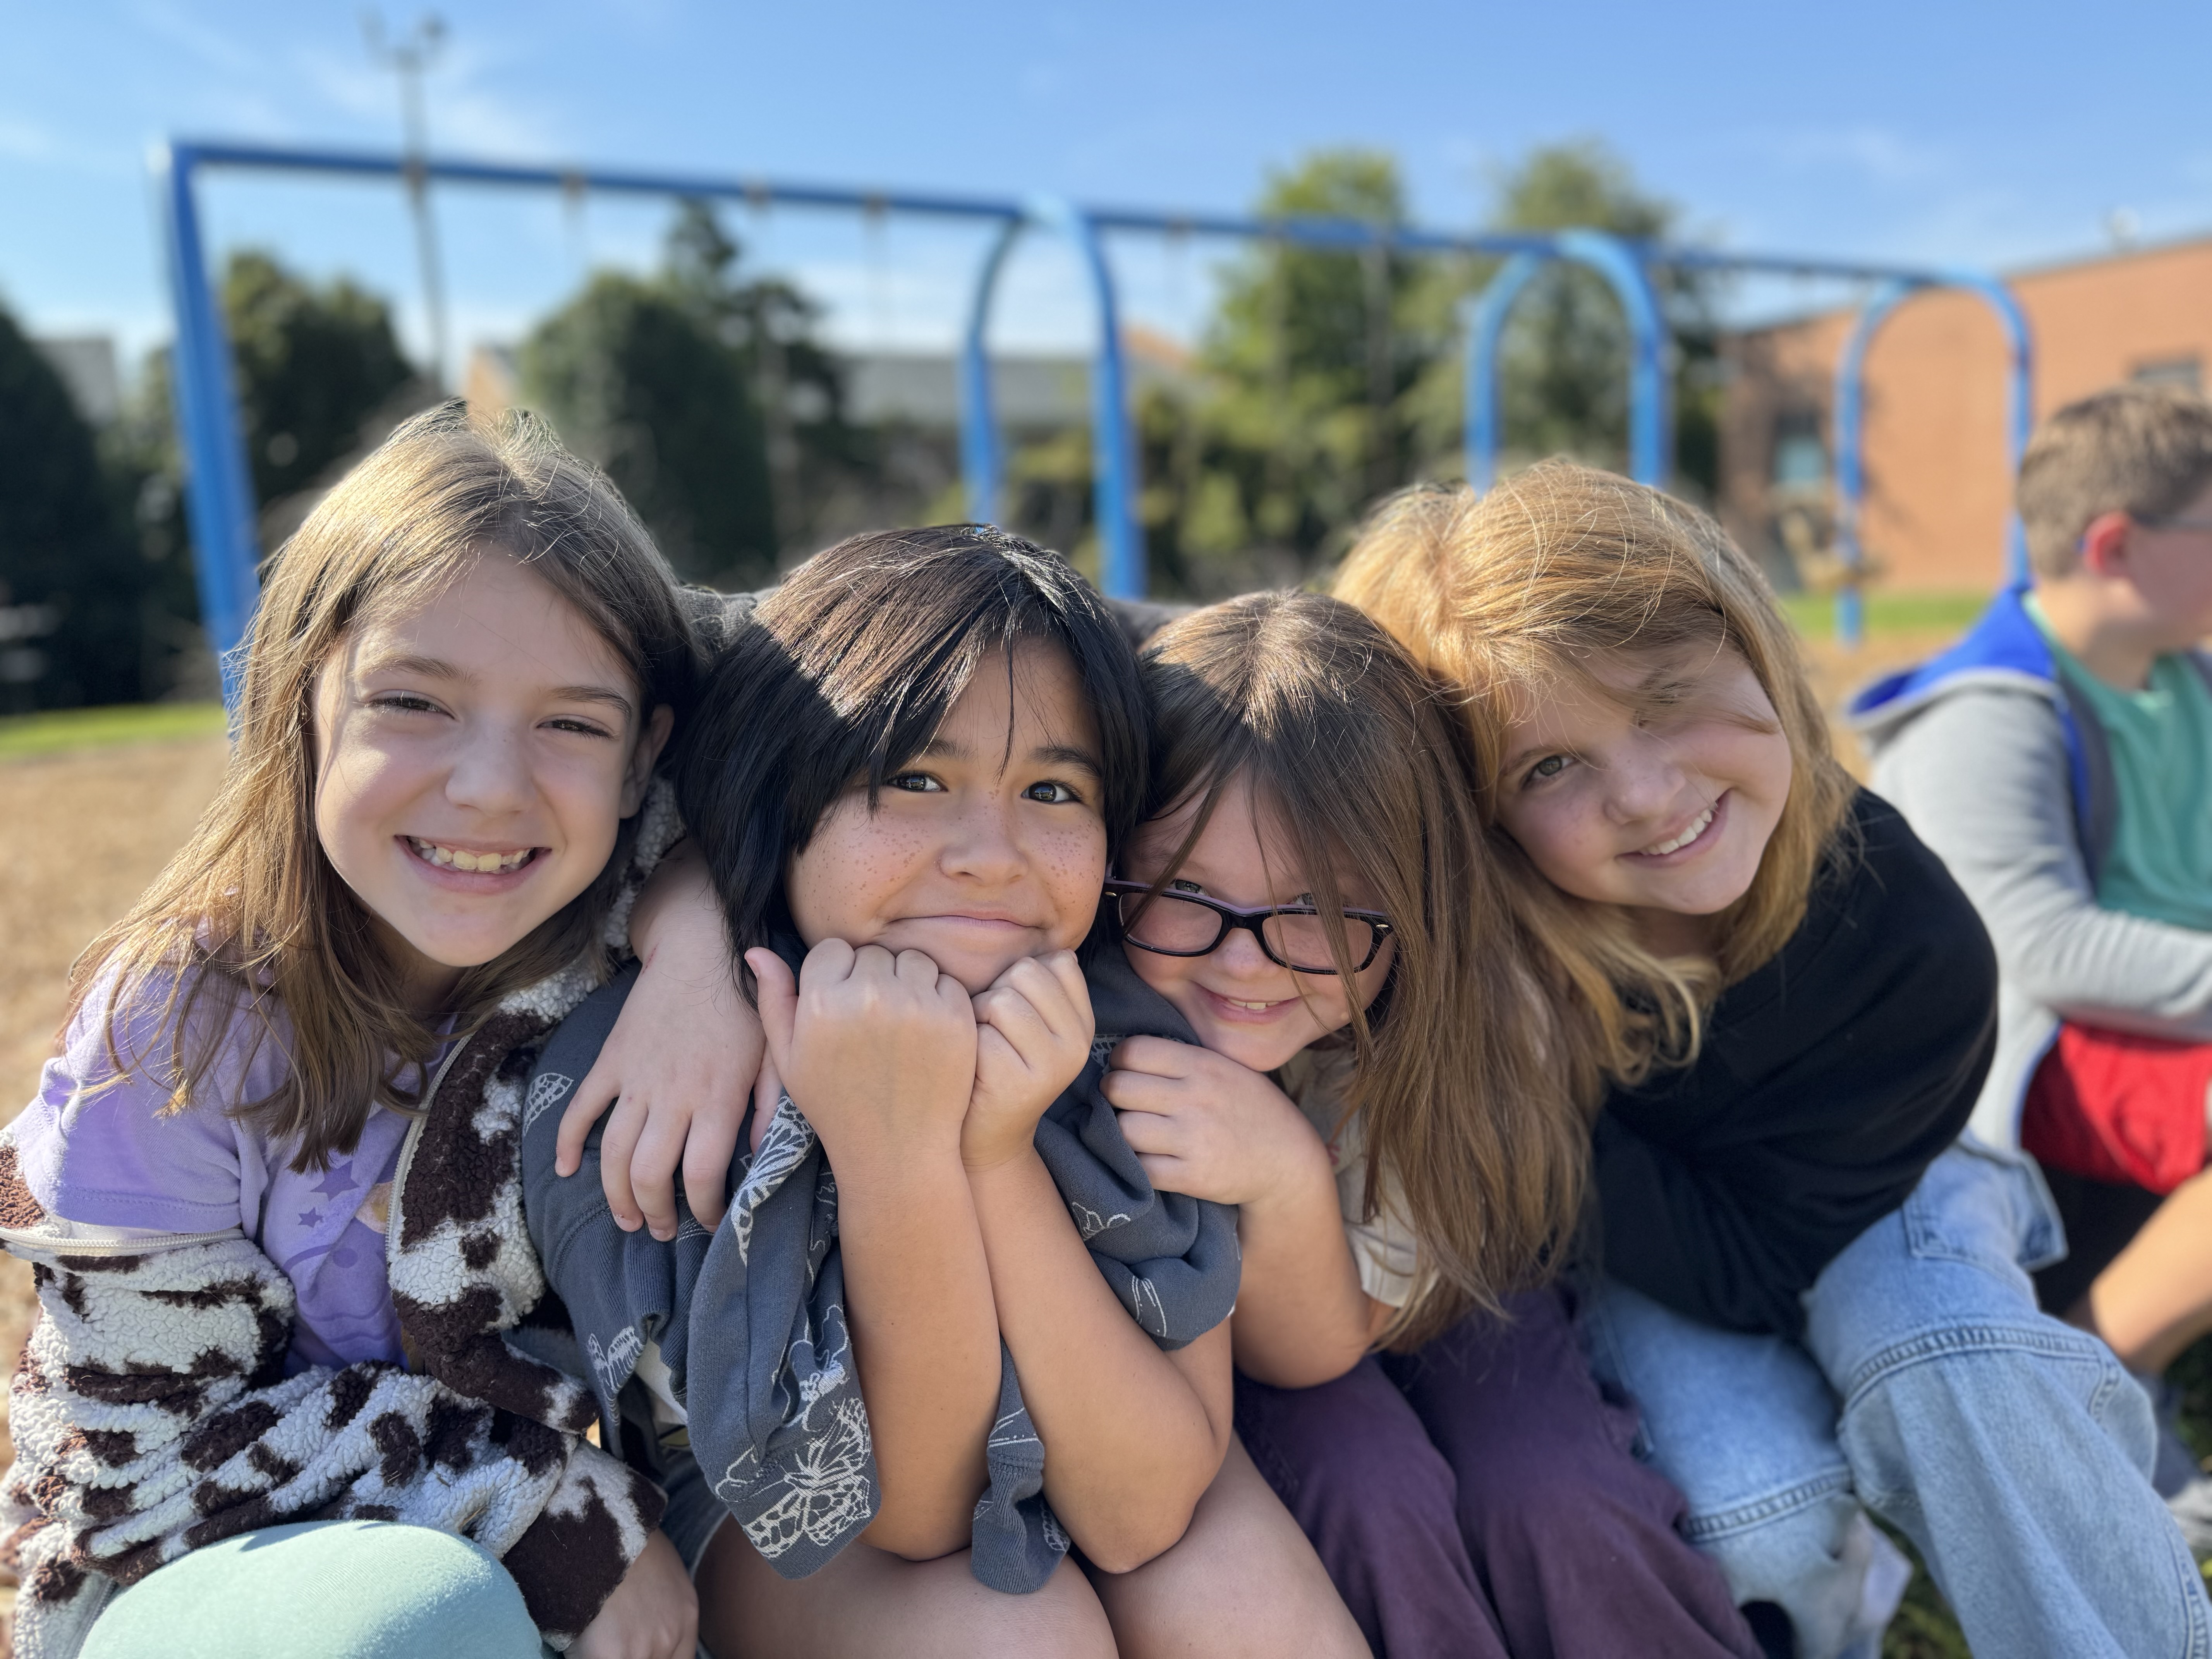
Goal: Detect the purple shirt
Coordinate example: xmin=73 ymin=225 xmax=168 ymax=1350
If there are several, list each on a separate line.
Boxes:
xmin=14 ymin=971 xmax=427 ymax=1372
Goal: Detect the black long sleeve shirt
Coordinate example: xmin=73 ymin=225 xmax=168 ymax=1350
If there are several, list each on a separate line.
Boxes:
xmin=1594 ymin=790 xmax=1997 ymax=1338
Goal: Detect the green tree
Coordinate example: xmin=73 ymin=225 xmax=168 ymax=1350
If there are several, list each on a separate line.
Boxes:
xmin=73 ymin=251 xmax=421 ymax=706
xmin=524 ymin=201 xmax=866 ymax=588
xmin=0 ymin=304 xmax=153 ymax=711
xmin=1404 ymin=138 xmax=1722 ymax=496
xmin=223 ymin=251 xmax=416 ymax=504
xmin=1112 ymin=150 xmax=1433 ymax=595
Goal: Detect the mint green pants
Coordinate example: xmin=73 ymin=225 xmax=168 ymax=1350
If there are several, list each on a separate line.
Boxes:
xmin=80 ymin=1521 xmax=544 ymax=1659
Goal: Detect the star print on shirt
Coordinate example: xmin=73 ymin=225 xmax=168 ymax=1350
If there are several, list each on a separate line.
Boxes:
xmin=298 ymin=1208 xmax=324 ymax=1229
xmin=311 ymin=1161 xmax=357 ymax=1199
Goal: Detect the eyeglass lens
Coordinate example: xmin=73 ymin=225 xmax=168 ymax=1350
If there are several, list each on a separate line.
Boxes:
xmin=1120 ymin=891 xmax=1377 ymax=973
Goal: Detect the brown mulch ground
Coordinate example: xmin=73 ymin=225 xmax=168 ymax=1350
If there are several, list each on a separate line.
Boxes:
xmin=0 ymin=733 xmax=231 ymax=1647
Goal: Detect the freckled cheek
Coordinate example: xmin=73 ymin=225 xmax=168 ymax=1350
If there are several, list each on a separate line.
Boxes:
xmin=1514 ymin=798 xmax=1598 ymax=884
xmin=801 ymin=816 xmax=939 ymax=936
xmin=1030 ymin=823 xmax=1108 ymax=938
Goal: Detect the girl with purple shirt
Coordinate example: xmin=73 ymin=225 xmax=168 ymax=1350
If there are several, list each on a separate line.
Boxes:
xmin=0 ymin=404 xmax=701 ymax=1659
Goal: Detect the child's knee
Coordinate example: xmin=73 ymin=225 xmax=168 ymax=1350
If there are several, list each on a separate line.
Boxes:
xmin=84 ymin=1521 xmax=539 ymax=1659
xmin=980 ymin=1558 xmax=1118 ymax=1659
xmin=1236 ymin=1367 xmax=1457 ymax=1538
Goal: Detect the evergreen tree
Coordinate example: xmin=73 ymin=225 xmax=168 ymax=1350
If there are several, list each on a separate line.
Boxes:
xmin=1121 ymin=141 xmax=1717 ymax=598
xmin=1125 ymin=150 xmax=1433 ymax=594
xmin=523 ymin=200 xmax=866 ymax=587
xmin=0 ymin=305 xmax=152 ymax=712
xmin=223 ymin=251 xmax=415 ymax=504
xmin=1402 ymin=139 xmax=1722 ymax=496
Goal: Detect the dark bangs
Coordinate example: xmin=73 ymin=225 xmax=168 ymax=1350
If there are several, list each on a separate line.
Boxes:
xmin=676 ymin=525 xmax=1148 ymax=988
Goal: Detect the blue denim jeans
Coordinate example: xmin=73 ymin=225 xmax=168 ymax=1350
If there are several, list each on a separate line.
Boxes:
xmin=1585 ymin=1139 xmax=2212 ymax=1659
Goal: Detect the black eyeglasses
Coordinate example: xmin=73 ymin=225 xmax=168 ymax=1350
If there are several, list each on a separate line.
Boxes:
xmin=1105 ymin=879 xmax=1394 ymax=974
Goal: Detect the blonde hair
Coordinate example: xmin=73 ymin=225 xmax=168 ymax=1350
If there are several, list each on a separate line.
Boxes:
xmin=1139 ymin=592 xmax=1587 ymax=1347
xmin=1334 ymin=462 xmax=1856 ymax=1105
xmin=71 ymin=402 xmax=697 ymax=1169
xmin=2016 ymin=384 xmax=2212 ymax=577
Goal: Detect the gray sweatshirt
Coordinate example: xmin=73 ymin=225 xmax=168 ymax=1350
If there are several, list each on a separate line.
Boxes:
xmin=1854 ymin=612 xmax=2212 ymax=1150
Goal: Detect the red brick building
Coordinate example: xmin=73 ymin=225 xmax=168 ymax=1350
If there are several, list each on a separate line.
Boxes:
xmin=1720 ymin=236 xmax=2212 ymax=593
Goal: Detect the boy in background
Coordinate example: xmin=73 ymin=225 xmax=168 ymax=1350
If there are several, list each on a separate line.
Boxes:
xmin=1855 ymin=384 xmax=2212 ymax=1539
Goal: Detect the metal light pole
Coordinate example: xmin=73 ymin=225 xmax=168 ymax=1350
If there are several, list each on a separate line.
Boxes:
xmin=364 ymin=12 xmax=450 ymax=390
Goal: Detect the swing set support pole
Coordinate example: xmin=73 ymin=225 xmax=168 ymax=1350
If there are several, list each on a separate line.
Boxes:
xmin=1833 ymin=274 xmax=2033 ymax=644
xmin=959 ymin=218 xmax=1023 ymax=527
xmin=1461 ymin=232 xmax=1672 ymax=494
xmin=157 ymin=133 xmax=2031 ymax=684
xmin=157 ymin=142 xmax=260 ymax=709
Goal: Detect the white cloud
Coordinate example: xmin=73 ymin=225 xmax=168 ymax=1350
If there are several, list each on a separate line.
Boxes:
xmin=1759 ymin=124 xmax=1951 ymax=187
xmin=126 ymin=0 xmax=261 ymax=77
xmin=294 ymin=32 xmax=562 ymax=159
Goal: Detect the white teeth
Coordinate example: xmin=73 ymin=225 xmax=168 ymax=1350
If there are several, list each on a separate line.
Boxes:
xmin=410 ymin=838 xmax=533 ymax=874
xmin=1641 ymin=805 xmax=1716 ymax=857
xmin=1226 ymin=998 xmax=1275 ymax=1011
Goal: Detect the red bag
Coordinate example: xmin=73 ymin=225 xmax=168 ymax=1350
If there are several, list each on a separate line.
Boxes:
xmin=2021 ymin=1022 xmax=2212 ymax=1194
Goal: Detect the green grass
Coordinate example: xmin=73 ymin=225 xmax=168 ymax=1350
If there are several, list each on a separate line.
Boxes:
xmin=1781 ymin=590 xmax=1990 ymax=642
xmin=0 ymin=701 xmax=227 ymax=760
xmin=1878 ymin=1524 xmax=1970 ymax=1659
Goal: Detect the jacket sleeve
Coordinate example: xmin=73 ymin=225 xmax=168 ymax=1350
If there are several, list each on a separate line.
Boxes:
xmin=0 ymin=1152 xmax=660 ymax=1653
xmin=1874 ymin=688 xmax=2212 ymax=1039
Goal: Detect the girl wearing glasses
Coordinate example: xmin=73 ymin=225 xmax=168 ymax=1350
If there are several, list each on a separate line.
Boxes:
xmin=1096 ymin=592 xmax=1761 ymax=1659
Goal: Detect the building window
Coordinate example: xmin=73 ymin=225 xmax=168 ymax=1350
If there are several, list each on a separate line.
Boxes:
xmin=1771 ymin=410 xmax=1827 ymax=488
xmin=2131 ymin=356 xmax=2202 ymax=392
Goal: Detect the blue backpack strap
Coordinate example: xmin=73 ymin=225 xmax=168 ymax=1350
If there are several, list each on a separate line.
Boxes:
xmin=2051 ymin=679 xmax=2116 ymax=884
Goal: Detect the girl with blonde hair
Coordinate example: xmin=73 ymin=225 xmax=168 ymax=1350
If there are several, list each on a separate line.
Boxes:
xmin=0 ymin=404 xmax=704 ymax=1659
xmin=1336 ymin=461 xmax=2208 ymax=1659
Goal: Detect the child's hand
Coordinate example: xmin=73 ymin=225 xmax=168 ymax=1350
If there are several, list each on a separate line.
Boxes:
xmin=746 ymin=941 xmax=976 ymax=1168
xmin=554 ymin=843 xmax=761 ymax=1239
xmin=569 ymin=1528 xmax=697 ymax=1659
xmin=1103 ymin=1037 xmax=1331 ymax=1209
xmin=962 ymin=951 xmax=1094 ymax=1172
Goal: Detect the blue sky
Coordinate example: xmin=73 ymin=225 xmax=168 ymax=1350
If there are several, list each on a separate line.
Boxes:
xmin=6 ymin=0 xmax=2211 ymax=380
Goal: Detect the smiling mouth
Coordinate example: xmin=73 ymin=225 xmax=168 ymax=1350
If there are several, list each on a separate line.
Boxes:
xmin=1634 ymin=797 xmax=1721 ymax=859
xmin=1202 ymin=987 xmax=1295 ymax=1015
xmin=406 ymin=837 xmax=539 ymax=875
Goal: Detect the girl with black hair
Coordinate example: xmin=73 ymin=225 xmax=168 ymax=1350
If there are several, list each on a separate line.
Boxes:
xmin=523 ymin=527 xmax=1363 ymax=1658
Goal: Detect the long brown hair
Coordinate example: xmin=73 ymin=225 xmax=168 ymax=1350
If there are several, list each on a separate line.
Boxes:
xmin=70 ymin=402 xmax=697 ymax=1169
xmin=1138 ymin=592 xmax=1586 ymax=1347
xmin=1334 ymin=462 xmax=1856 ymax=1107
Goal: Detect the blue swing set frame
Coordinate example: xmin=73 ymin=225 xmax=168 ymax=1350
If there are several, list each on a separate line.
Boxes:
xmin=156 ymin=137 xmax=2034 ymax=706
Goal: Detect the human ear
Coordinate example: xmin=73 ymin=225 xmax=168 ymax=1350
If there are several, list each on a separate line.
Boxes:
xmin=621 ymin=704 xmax=675 ymax=816
xmin=2078 ymin=510 xmax=2133 ymax=579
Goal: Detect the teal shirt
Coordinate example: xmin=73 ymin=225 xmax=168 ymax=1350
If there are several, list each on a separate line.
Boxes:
xmin=2026 ymin=592 xmax=2212 ymax=931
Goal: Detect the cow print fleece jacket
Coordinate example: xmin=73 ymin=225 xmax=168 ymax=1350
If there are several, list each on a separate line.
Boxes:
xmin=0 ymin=783 xmax=683 ymax=1659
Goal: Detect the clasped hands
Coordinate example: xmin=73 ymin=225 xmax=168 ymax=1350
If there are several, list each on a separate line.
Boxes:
xmin=743 ymin=942 xmax=1095 ymax=1176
